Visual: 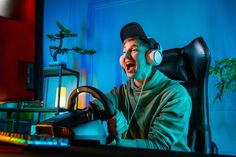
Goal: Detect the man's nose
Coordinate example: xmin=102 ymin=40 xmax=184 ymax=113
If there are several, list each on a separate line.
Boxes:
xmin=125 ymin=51 xmax=131 ymax=58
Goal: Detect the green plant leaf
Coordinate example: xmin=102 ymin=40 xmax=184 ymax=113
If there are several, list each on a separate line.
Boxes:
xmin=73 ymin=46 xmax=83 ymax=52
xmin=47 ymin=34 xmax=54 ymax=39
xmin=83 ymin=49 xmax=96 ymax=54
xmin=56 ymin=21 xmax=70 ymax=33
xmin=49 ymin=46 xmax=58 ymax=49
xmin=210 ymin=57 xmax=236 ymax=103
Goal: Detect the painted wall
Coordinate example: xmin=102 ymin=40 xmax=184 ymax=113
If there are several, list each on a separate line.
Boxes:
xmin=43 ymin=0 xmax=236 ymax=155
xmin=42 ymin=0 xmax=92 ymax=109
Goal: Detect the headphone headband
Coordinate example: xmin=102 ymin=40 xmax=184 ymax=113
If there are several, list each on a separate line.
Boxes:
xmin=148 ymin=38 xmax=160 ymax=50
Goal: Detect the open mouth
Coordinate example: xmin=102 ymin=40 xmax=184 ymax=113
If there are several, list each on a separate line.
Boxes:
xmin=126 ymin=62 xmax=136 ymax=72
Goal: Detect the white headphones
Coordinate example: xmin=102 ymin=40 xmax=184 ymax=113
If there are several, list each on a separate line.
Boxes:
xmin=146 ymin=38 xmax=163 ymax=65
xmin=146 ymin=49 xmax=162 ymax=65
xmin=120 ymin=38 xmax=163 ymax=69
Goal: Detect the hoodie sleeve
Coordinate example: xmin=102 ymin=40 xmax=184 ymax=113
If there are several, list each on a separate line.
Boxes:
xmin=147 ymin=94 xmax=192 ymax=150
xmin=93 ymin=84 xmax=192 ymax=151
xmin=116 ymin=94 xmax=192 ymax=151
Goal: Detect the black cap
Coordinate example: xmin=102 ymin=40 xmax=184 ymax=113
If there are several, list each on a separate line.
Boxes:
xmin=120 ymin=22 xmax=148 ymax=43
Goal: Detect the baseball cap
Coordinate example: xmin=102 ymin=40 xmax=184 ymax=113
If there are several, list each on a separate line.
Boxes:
xmin=120 ymin=22 xmax=149 ymax=43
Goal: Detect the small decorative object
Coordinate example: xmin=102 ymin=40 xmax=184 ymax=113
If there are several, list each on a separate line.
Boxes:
xmin=47 ymin=22 xmax=96 ymax=66
xmin=55 ymin=86 xmax=67 ymax=108
xmin=210 ymin=58 xmax=236 ymax=103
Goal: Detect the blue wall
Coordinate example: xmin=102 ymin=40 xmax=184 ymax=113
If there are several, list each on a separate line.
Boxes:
xmin=43 ymin=0 xmax=236 ymax=155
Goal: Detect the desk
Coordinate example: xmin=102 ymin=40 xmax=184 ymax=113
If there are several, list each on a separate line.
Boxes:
xmin=0 ymin=143 xmax=235 ymax=157
xmin=0 ymin=106 xmax=67 ymax=122
xmin=0 ymin=104 xmax=68 ymax=133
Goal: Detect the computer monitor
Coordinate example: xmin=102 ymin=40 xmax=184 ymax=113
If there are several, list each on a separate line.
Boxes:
xmin=0 ymin=0 xmax=44 ymax=104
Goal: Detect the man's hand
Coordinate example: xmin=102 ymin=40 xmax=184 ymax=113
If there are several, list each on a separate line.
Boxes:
xmin=108 ymin=110 xmax=128 ymax=140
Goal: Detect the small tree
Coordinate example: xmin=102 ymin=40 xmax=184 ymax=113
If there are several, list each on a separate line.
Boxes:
xmin=47 ymin=22 xmax=96 ymax=62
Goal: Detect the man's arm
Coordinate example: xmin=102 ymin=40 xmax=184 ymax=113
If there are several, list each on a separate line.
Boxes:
xmin=114 ymin=96 xmax=192 ymax=150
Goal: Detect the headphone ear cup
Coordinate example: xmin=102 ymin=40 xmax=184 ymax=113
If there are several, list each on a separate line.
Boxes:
xmin=147 ymin=38 xmax=163 ymax=65
xmin=119 ymin=55 xmax=125 ymax=69
xmin=146 ymin=49 xmax=163 ymax=66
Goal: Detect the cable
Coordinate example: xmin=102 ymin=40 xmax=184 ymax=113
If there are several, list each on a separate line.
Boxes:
xmin=123 ymin=72 xmax=148 ymax=139
xmin=121 ymin=71 xmax=130 ymax=122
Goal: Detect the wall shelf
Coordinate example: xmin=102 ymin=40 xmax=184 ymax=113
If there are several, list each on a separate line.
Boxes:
xmin=0 ymin=65 xmax=80 ymax=133
xmin=43 ymin=65 xmax=80 ymax=115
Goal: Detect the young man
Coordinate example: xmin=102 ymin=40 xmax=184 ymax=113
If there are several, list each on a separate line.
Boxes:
xmin=102 ymin=22 xmax=192 ymax=151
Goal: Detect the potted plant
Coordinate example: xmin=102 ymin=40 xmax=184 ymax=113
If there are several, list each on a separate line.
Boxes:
xmin=47 ymin=22 xmax=96 ymax=66
xmin=209 ymin=58 xmax=236 ymax=103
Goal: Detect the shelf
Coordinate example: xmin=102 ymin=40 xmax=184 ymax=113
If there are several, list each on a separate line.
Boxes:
xmin=43 ymin=65 xmax=80 ymax=115
xmin=0 ymin=65 xmax=80 ymax=133
xmin=43 ymin=66 xmax=80 ymax=78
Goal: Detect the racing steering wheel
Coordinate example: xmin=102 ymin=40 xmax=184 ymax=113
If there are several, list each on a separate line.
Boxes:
xmin=67 ymin=85 xmax=116 ymax=144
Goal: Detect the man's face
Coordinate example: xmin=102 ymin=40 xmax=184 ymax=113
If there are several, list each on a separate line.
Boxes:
xmin=121 ymin=38 xmax=150 ymax=80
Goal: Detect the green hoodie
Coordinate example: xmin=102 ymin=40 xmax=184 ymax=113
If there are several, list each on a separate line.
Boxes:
xmin=100 ymin=70 xmax=192 ymax=151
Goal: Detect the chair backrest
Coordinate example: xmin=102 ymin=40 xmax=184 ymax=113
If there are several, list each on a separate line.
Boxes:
xmin=154 ymin=37 xmax=215 ymax=153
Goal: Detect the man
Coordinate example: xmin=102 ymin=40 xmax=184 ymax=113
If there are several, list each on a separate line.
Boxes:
xmin=99 ymin=22 xmax=192 ymax=151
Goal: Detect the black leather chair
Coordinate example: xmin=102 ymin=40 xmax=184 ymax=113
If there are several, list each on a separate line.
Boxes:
xmin=154 ymin=37 xmax=218 ymax=154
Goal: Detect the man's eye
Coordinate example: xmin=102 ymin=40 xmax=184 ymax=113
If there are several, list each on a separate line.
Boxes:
xmin=123 ymin=50 xmax=131 ymax=53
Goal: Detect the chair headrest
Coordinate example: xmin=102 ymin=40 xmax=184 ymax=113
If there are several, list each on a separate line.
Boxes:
xmin=183 ymin=37 xmax=211 ymax=81
xmin=154 ymin=37 xmax=210 ymax=82
xmin=155 ymin=48 xmax=188 ymax=82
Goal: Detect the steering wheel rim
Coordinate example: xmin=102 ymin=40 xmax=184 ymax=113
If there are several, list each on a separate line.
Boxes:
xmin=67 ymin=86 xmax=116 ymax=144
xmin=67 ymin=86 xmax=115 ymax=117
xmin=68 ymin=86 xmax=115 ymax=144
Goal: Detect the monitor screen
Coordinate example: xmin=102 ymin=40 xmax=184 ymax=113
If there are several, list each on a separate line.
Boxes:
xmin=0 ymin=0 xmax=43 ymax=104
